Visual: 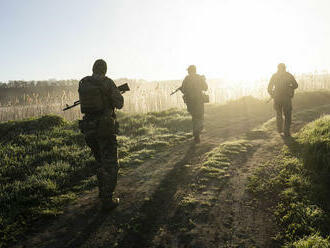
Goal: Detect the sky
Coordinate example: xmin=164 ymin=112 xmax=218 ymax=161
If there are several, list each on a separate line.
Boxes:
xmin=0 ymin=0 xmax=330 ymax=82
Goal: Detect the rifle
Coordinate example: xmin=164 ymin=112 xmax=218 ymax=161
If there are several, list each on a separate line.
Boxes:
xmin=170 ymin=86 xmax=182 ymax=96
xmin=63 ymin=100 xmax=80 ymax=111
xmin=63 ymin=83 xmax=130 ymax=111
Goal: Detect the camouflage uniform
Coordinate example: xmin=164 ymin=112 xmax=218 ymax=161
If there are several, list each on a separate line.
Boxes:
xmin=78 ymin=60 xmax=123 ymax=207
xmin=181 ymin=68 xmax=208 ymax=142
xmin=268 ymin=65 xmax=298 ymax=135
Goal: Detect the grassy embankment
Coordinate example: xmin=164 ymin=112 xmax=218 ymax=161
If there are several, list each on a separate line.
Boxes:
xmin=0 ymin=109 xmax=191 ymax=247
xmin=249 ymin=115 xmax=330 ymax=247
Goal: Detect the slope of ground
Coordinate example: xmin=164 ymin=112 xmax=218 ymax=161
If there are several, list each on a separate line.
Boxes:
xmin=2 ymin=91 xmax=330 ymax=248
xmin=248 ymin=114 xmax=330 ymax=247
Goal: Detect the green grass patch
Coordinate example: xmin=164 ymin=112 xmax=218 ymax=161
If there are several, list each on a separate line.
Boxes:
xmin=284 ymin=234 xmax=330 ymax=248
xmin=198 ymin=140 xmax=252 ymax=181
xmin=184 ymin=140 xmax=253 ymax=206
xmin=0 ymin=109 xmax=191 ymax=247
xmin=248 ymin=115 xmax=330 ymax=247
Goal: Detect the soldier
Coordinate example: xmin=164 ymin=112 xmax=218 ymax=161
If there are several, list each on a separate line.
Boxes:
xmin=78 ymin=59 xmax=124 ymax=211
xmin=268 ymin=63 xmax=298 ymax=136
xmin=181 ymin=65 xmax=208 ymax=143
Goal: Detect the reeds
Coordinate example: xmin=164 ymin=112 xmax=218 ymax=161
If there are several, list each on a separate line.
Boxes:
xmin=1 ymin=73 xmax=330 ymax=122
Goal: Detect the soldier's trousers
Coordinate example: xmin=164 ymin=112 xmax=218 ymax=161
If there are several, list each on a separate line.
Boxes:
xmin=187 ymin=102 xmax=205 ymax=138
xmin=274 ymin=99 xmax=292 ymax=133
xmin=85 ymin=134 xmax=119 ymax=204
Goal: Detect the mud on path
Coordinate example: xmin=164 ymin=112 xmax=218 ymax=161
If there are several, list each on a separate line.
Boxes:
xmin=14 ymin=100 xmax=330 ymax=248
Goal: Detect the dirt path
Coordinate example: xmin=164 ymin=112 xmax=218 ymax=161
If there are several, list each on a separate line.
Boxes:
xmin=206 ymin=133 xmax=281 ymax=248
xmin=142 ymin=128 xmax=284 ymax=248
xmin=14 ymin=102 xmax=330 ymax=248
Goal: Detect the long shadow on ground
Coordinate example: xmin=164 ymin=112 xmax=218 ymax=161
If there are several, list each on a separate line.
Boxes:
xmin=115 ymin=143 xmax=198 ymax=248
xmin=48 ymin=142 xmax=199 ymax=248
xmin=16 ymin=142 xmax=211 ymax=248
xmin=29 ymin=203 xmax=106 ymax=248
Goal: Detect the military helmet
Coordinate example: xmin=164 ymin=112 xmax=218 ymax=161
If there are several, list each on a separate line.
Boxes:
xmin=187 ymin=65 xmax=196 ymax=74
xmin=93 ymin=59 xmax=107 ymax=74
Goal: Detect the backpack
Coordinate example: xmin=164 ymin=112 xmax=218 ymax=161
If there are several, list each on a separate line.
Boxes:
xmin=78 ymin=77 xmax=106 ymax=113
xmin=273 ymin=72 xmax=295 ymax=99
xmin=184 ymin=74 xmax=208 ymax=103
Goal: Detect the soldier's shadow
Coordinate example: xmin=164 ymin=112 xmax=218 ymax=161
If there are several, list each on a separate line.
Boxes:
xmin=58 ymin=142 xmax=197 ymax=248
xmin=62 ymin=205 xmax=107 ymax=248
xmin=116 ymin=142 xmax=197 ymax=248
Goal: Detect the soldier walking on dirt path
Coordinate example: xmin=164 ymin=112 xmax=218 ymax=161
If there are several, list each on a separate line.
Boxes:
xmin=268 ymin=63 xmax=298 ymax=137
xmin=181 ymin=65 xmax=208 ymax=143
xmin=78 ymin=59 xmax=124 ymax=211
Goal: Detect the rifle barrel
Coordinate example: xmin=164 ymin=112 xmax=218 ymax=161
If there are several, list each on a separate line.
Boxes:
xmin=63 ymin=102 xmax=80 ymax=111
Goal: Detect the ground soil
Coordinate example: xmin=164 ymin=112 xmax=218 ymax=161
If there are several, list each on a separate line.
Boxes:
xmin=12 ymin=101 xmax=330 ymax=248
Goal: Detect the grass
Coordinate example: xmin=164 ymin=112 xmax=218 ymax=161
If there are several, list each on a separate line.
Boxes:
xmin=284 ymin=234 xmax=330 ymax=248
xmin=0 ymin=109 xmax=191 ymax=247
xmin=248 ymin=115 xmax=330 ymax=247
xmin=193 ymin=139 xmax=254 ymax=204
xmin=197 ymin=140 xmax=252 ymax=182
xmin=2 ymin=91 xmax=330 ymax=247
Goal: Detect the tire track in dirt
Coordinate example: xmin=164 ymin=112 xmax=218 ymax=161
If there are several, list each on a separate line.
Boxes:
xmin=150 ymin=132 xmax=279 ymax=247
xmin=210 ymin=136 xmax=281 ymax=248
xmin=88 ymin=115 xmax=277 ymax=247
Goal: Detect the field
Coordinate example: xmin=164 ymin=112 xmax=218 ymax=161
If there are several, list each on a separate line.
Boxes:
xmin=1 ymin=72 xmax=330 ymax=122
xmin=1 ymin=89 xmax=330 ymax=248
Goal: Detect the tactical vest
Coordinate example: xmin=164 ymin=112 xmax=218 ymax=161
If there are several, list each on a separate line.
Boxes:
xmin=78 ymin=77 xmax=106 ymax=114
xmin=272 ymin=73 xmax=295 ymax=100
xmin=184 ymin=74 xmax=205 ymax=103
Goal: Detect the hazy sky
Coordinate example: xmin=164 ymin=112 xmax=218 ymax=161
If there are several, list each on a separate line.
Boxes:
xmin=1 ymin=0 xmax=330 ymax=81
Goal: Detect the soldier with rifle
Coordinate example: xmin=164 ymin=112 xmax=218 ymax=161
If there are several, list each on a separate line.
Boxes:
xmin=268 ymin=63 xmax=298 ymax=137
xmin=77 ymin=59 xmax=125 ymax=211
xmin=178 ymin=65 xmax=208 ymax=143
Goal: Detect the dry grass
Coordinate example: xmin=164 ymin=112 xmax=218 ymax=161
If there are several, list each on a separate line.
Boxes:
xmin=1 ymin=73 xmax=330 ymax=122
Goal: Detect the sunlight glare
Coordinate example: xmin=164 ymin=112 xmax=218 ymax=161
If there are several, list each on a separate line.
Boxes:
xmin=175 ymin=0 xmax=322 ymax=85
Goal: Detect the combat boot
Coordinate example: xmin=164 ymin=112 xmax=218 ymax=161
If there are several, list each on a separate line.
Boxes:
xmin=101 ymin=197 xmax=120 ymax=212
